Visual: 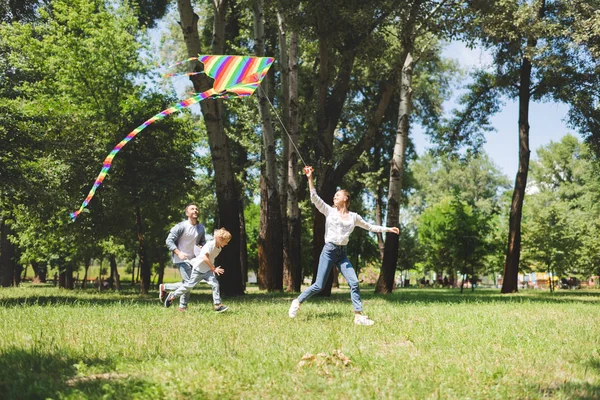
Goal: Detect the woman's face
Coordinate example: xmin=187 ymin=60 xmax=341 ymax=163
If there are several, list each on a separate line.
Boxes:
xmin=333 ymin=190 xmax=348 ymax=208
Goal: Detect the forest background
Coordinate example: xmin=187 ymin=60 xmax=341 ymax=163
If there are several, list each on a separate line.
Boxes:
xmin=1 ymin=0 xmax=600 ymax=296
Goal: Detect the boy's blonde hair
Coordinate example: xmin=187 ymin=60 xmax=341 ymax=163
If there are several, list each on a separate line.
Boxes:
xmin=214 ymin=227 xmax=232 ymax=241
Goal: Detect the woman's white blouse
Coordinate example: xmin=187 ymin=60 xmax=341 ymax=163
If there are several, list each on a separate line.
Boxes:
xmin=310 ymin=189 xmax=387 ymax=245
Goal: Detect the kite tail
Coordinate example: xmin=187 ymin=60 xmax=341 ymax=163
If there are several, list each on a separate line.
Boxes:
xmin=70 ymin=88 xmax=218 ymax=221
xmin=165 ymin=57 xmax=199 ymax=69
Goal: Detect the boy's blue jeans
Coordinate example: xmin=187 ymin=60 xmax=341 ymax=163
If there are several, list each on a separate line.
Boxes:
xmin=171 ymin=269 xmax=222 ymax=308
xmin=297 ymin=242 xmax=362 ymax=312
xmin=164 ymin=262 xmax=192 ymax=307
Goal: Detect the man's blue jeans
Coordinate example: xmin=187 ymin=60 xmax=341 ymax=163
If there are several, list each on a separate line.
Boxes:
xmin=297 ymin=242 xmax=362 ymax=312
xmin=164 ymin=262 xmax=192 ymax=307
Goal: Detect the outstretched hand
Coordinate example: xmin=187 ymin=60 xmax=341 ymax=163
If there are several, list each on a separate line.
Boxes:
xmin=214 ymin=266 xmax=225 ymax=276
xmin=388 ymin=227 xmax=400 ymax=235
xmin=304 ymin=166 xmax=314 ymax=178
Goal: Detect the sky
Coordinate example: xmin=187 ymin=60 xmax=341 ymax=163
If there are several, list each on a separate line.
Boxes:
xmin=412 ymin=41 xmax=573 ymax=180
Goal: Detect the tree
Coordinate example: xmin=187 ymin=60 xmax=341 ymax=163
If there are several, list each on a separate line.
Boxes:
xmin=176 ymin=0 xmax=245 ymax=296
xmin=376 ymin=0 xmax=464 ymax=293
xmin=465 ymin=0 xmax=600 ymax=293
xmin=418 ymin=195 xmax=487 ymax=291
xmin=1 ymin=0 xmax=198 ymax=291
xmin=254 ymin=0 xmax=283 ymax=291
xmin=523 ymin=135 xmax=600 ymax=282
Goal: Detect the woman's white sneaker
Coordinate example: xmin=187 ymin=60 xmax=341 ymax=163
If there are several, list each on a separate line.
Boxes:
xmin=288 ymin=299 xmax=300 ymax=318
xmin=354 ymin=314 xmax=374 ymax=326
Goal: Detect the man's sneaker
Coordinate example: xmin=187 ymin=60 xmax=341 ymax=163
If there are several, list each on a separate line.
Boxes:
xmin=178 ymin=307 xmax=187 ymax=313
xmin=288 ymin=299 xmax=300 ymax=318
xmin=354 ymin=314 xmax=374 ymax=326
xmin=214 ymin=304 xmax=229 ymax=313
xmin=164 ymin=293 xmax=175 ymax=308
xmin=158 ymin=284 xmax=167 ymax=302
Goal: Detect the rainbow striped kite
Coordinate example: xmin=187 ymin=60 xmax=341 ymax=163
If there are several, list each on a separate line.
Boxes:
xmin=70 ymin=55 xmax=274 ymax=221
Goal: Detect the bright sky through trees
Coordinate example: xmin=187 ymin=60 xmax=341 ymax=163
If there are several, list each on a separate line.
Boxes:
xmin=413 ymin=41 xmax=571 ymax=180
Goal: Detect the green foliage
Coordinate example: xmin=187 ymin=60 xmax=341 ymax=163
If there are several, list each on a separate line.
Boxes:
xmin=522 ymin=135 xmax=600 ymax=278
xmin=0 ymin=0 xmax=200 ymax=277
xmin=409 ymin=151 xmax=510 ymax=214
xmin=418 ymin=195 xmax=488 ymax=278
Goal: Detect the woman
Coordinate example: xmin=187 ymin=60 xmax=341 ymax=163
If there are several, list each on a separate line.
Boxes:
xmin=289 ymin=166 xmax=399 ymax=325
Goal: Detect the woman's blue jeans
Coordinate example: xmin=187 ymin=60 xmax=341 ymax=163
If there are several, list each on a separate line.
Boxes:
xmin=297 ymin=242 xmax=362 ymax=312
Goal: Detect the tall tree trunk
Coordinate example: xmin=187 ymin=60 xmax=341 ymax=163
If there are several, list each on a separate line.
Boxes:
xmin=135 ymin=202 xmax=150 ymax=294
xmin=376 ymin=53 xmax=413 ymax=294
xmin=255 ymin=0 xmax=283 ymax=291
xmin=31 ymin=261 xmax=47 ymax=284
xmin=374 ymin=144 xmax=385 ymax=260
xmin=177 ymin=0 xmax=245 ymax=295
xmin=157 ymin=258 xmax=165 ymax=287
xmin=130 ymin=255 xmax=136 ymax=286
xmin=0 ymin=217 xmax=17 ymax=287
xmin=501 ymin=28 xmax=541 ymax=293
xmin=81 ymin=258 xmax=90 ymax=289
xmin=109 ymin=254 xmax=121 ymax=291
xmin=239 ymin=197 xmax=249 ymax=283
xmin=60 ymin=263 xmax=74 ymax=289
xmin=286 ymin=28 xmax=302 ymax=292
xmin=277 ymin=9 xmax=293 ymax=292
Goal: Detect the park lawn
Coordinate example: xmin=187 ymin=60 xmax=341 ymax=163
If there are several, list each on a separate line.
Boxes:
xmin=0 ymin=286 xmax=599 ymax=399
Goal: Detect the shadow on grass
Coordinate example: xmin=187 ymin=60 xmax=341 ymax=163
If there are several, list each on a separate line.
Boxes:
xmin=0 ymin=347 xmax=165 ymax=400
xmin=2 ymin=286 xmax=599 ymax=309
xmin=362 ymin=288 xmax=600 ymax=305
xmin=536 ymin=357 xmax=600 ymax=400
xmin=0 ymin=289 xmax=159 ymax=308
xmin=229 ymin=287 xmax=600 ymax=306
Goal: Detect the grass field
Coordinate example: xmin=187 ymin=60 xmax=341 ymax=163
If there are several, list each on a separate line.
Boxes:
xmin=1 ymin=285 xmax=599 ymax=399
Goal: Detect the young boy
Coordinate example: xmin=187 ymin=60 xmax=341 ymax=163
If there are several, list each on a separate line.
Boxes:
xmin=164 ymin=228 xmax=231 ymax=313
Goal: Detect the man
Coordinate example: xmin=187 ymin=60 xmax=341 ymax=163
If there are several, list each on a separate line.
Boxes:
xmin=160 ymin=203 xmax=206 ymax=311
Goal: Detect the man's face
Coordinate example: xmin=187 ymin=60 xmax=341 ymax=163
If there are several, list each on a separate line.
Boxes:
xmin=186 ymin=205 xmax=199 ymax=219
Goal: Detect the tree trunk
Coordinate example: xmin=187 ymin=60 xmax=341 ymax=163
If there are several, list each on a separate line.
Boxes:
xmin=31 ymin=261 xmax=47 ymax=284
xmin=177 ymin=0 xmax=245 ymax=296
xmin=135 ymin=202 xmax=151 ymax=294
xmin=239 ymin=197 xmax=249 ymax=283
xmin=130 ymin=256 xmax=136 ymax=286
xmin=501 ymin=53 xmax=536 ymax=294
xmin=157 ymin=258 xmax=165 ymax=286
xmin=254 ymin=0 xmax=283 ymax=291
xmin=374 ymin=144 xmax=385 ymax=260
xmin=0 ymin=217 xmax=18 ymax=287
xmin=81 ymin=258 xmax=90 ymax=289
xmin=277 ymin=9 xmax=293 ymax=292
xmin=59 ymin=263 xmax=74 ymax=289
xmin=109 ymin=254 xmax=121 ymax=291
xmin=376 ymin=53 xmax=413 ymax=294
xmin=286 ymin=28 xmax=302 ymax=292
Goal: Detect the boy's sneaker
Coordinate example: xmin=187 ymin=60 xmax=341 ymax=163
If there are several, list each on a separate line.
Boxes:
xmin=214 ymin=304 xmax=229 ymax=313
xmin=164 ymin=293 xmax=175 ymax=308
xmin=288 ymin=299 xmax=300 ymax=318
xmin=158 ymin=284 xmax=167 ymax=302
xmin=354 ymin=314 xmax=374 ymax=326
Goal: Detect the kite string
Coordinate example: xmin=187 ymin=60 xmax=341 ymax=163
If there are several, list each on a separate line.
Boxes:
xmin=257 ymin=84 xmax=308 ymax=168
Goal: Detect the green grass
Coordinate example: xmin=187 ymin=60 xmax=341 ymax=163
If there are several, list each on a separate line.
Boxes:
xmin=1 ymin=286 xmax=599 ymax=399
